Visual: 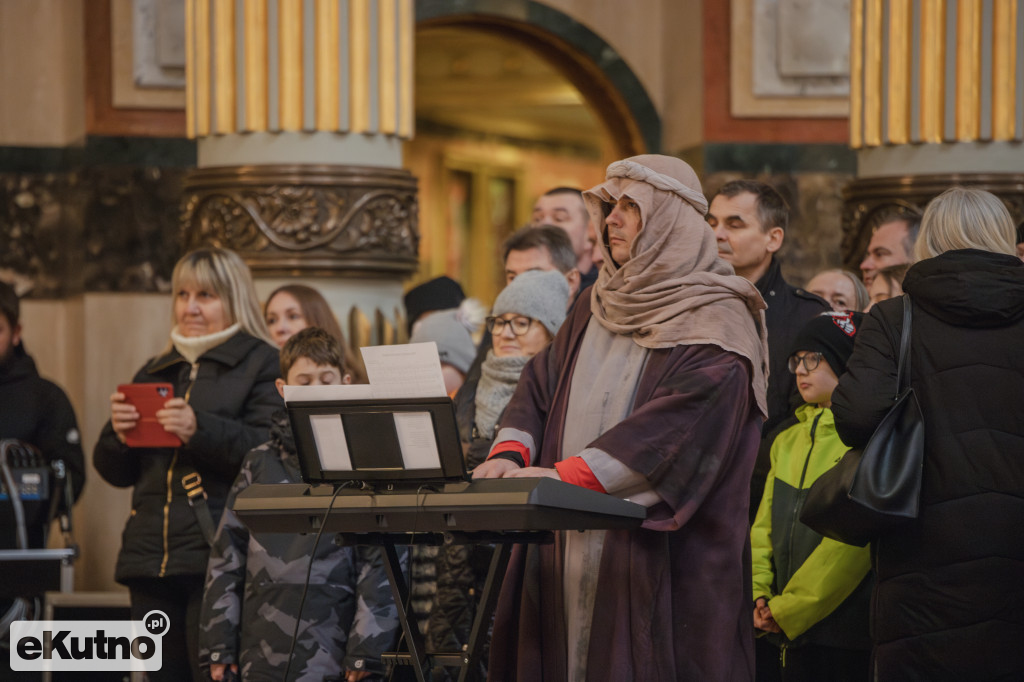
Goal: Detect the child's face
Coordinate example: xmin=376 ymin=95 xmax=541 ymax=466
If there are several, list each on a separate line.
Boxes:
xmin=790 ymin=351 xmax=839 ymax=407
xmin=286 ymin=358 xmax=346 ymax=386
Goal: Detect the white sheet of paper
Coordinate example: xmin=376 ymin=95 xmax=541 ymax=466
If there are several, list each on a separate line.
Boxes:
xmin=308 ymin=414 xmax=353 ymax=471
xmin=393 ymin=411 xmax=441 ymax=469
xmin=360 ymin=342 xmax=448 ymax=398
xmin=284 ymin=384 xmax=374 ymax=403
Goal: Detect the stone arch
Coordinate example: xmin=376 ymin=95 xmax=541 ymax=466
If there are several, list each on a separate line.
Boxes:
xmin=416 ymin=0 xmax=661 ymax=156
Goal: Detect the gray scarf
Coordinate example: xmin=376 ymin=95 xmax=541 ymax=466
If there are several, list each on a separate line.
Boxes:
xmin=474 ymin=351 xmax=530 ymax=440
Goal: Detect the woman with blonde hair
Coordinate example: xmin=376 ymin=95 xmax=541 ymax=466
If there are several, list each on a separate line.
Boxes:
xmin=832 ymin=187 xmax=1024 ymax=679
xmin=913 ymin=187 xmax=1017 ymax=260
xmin=94 ymin=248 xmax=281 ymax=682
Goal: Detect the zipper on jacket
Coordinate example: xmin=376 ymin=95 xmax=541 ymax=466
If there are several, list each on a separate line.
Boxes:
xmin=158 ymin=362 xmax=199 ymax=577
xmin=787 ymin=410 xmax=823 ymax=568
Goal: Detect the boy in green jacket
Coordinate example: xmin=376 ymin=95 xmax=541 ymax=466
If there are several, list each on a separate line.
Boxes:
xmin=751 ymin=311 xmax=872 ymax=681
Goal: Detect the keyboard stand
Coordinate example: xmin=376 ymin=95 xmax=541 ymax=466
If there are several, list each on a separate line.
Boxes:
xmin=336 ymin=530 xmax=551 ymax=682
xmin=233 ymin=477 xmax=646 ymax=681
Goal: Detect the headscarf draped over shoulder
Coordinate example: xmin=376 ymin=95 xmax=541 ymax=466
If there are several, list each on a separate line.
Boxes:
xmin=584 ymin=154 xmax=769 ymax=417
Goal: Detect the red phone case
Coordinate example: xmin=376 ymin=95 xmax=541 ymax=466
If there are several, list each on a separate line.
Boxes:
xmin=117 ymin=383 xmax=182 ymax=448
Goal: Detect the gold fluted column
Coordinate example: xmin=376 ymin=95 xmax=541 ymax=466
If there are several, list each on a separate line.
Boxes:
xmin=186 ymin=0 xmax=413 ymax=144
xmin=182 ymin=0 xmax=418 ymax=350
xmin=850 ymin=0 xmax=1023 ymax=151
xmin=842 ymin=0 xmax=1024 ymax=272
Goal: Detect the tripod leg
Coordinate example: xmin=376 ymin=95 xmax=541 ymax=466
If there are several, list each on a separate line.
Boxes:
xmin=457 ymin=543 xmax=511 ymax=682
xmin=382 ymin=543 xmax=431 ymax=682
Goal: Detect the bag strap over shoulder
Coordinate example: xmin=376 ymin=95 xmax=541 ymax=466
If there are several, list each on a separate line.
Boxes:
xmin=181 ymin=466 xmax=216 ymax=546
xmin=895 ymin=293 xmax=913 ymax=398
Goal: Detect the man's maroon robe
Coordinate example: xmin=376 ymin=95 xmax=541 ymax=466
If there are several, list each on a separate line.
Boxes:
xmin=488 ymin=297 xmax=761 ymax=681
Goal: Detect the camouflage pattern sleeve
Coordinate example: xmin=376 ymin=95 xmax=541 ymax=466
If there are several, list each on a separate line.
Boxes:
xmin=341 ymin=545 xmax=406 ymax=676
xmin=198 ymin=450 xmax=258 ymax=671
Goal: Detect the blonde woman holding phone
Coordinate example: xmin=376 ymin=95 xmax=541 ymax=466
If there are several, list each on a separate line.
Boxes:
xmin=94 ymin=248 xmax=280 ymax=682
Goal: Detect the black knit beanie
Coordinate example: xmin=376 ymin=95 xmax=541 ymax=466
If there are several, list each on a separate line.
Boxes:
xmin=403 ymin=276 xmax=465 ymax=334
xmin=789 ymin=311 xmax=863 ymax=375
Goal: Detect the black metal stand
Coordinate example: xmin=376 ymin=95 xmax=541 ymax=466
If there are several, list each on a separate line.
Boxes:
xmin=336 ymin=531 xmax=551 ymax=682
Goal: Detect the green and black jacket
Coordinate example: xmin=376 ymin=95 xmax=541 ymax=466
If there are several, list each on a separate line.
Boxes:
xmin=751 ymin=403 xmax=872 ymax=650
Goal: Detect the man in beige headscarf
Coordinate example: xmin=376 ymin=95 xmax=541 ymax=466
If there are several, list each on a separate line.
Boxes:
xmin=474 ymin=155 xmax=767 ymax=681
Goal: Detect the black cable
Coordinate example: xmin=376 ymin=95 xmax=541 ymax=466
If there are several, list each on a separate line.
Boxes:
xmin=282 ymin=480 xmax=357 ymax=682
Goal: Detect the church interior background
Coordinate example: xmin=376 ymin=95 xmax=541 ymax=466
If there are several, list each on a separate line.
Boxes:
xmin=1 ymin=0 xmax=1022 ymax=592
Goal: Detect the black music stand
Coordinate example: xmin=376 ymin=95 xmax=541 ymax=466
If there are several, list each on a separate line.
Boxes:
xmin=286 ymin=396 xmax=467 ymax=489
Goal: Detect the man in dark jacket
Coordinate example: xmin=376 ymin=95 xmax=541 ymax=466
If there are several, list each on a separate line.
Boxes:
xmin=0 ymin=281 xmax=85 ymax=548
xmin=707 ymin=180 xmax=830 ymax=483
xmin=708 ymin=180 xmax=830 ymax=435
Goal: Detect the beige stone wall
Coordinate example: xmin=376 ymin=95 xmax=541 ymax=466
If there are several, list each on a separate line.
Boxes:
xmin=660 ymin=0 xmax=704 ymax=153
xmin=21 ymin=293 xmax=171 ymax=591
xmin=542 ymin=0 xmax=704 ymax=153
xmin=542 ymin=0 xmax=665 ymax=112
xmin=0 ymin=0 xmax=85 ymax=146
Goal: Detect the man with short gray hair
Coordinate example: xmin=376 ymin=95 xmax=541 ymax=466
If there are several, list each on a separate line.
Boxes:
xmin=502 ymin=224 xmax=581 ymax=300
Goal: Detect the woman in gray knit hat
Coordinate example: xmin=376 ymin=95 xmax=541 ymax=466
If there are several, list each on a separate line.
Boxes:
xmin=426 ymin=269 xmax=570 ymax=678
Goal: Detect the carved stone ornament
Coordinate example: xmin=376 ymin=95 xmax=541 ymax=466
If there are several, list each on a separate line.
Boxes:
xmin=181 ymin=165 xmax=420 ymax=277
xmin=841 ymin=173 xmax=1024 ymax=271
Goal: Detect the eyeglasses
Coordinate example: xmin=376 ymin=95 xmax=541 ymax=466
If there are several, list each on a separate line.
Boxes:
xmin=486 ymin=316 xmax=536 ymax=336
xmin=788 ymin=352 xmax=824 ymax=374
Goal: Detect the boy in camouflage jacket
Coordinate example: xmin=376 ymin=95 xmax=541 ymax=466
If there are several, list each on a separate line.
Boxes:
xmin=199 ymin=328 xmax=401 ymax=681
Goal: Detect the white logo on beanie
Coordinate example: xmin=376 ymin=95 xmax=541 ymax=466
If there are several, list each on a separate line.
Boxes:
xmin=825 ymin=311 xmax=857 ymax=336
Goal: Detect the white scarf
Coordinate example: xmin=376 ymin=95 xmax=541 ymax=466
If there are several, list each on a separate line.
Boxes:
xmin=170 ymin=323 xmax=240 ymax=364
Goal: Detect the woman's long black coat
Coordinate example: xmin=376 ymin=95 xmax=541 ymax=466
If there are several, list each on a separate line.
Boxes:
xmin=831 ymin=249 xmax=1024 ymax=680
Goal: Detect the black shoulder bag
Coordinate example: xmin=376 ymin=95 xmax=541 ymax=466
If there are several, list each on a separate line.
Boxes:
xmin=800 ymin=294 xmax=925 ymax=547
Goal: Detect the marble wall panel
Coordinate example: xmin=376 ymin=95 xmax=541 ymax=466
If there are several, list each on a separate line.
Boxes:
xmin=1 ymin=166 xmax=185 ymax=299
xmin=81 ymin=167 xmax=184 ymax=293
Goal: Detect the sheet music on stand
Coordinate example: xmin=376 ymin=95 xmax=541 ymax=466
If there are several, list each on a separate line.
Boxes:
xmin=282 ymin=342 xmax=448 ymax=403
xmin=283 ymin=342 xmax=465 ymax=487
xmin=361 ymin=342 xmax=449 ymax=398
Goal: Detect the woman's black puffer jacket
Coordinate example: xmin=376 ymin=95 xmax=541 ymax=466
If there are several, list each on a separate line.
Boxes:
xmin=831 ymin=249 xmax=1024 ymax=681
xmin=94 ymin=331 xmax=280 ymax=583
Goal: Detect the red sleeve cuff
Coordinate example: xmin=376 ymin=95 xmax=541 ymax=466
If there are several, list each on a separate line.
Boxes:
xmin=553 ymin=457 xmax=607 ymax=493
xmin=487 ymin=440 xmax=531 ymax=468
